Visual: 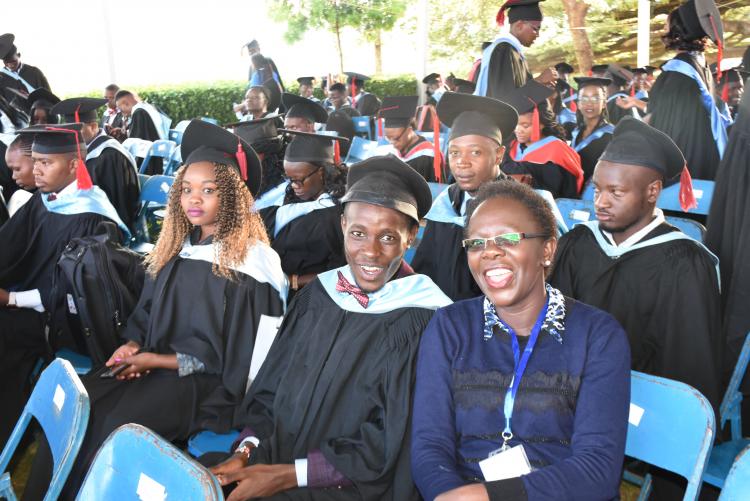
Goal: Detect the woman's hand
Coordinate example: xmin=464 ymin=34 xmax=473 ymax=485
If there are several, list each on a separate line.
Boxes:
xmin=105 ymin=341 xmax=140 ymax=368
xmin=116 ymin=352 xmax=156 ymax=380
xmin=210 ymin=452 xmax=248 ymax=478
xmin=435 ymin=484 xmax=490 ymax=501
xmin=219 ymin=464 xmax=297 ymax=501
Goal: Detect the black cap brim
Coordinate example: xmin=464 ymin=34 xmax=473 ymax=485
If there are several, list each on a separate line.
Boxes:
xmin=574 ymin=76 xmax=612 ymax=89
xmin=51 ymin=97 xmax=106 ymax=123
xmin=342 ymin=154 xmax=432 ymax=222
xmin=281 ymin=92 xmax=328 ymax=123
xmin=181 ymin=119 xmax=262 ymax=197
xmin=555 ymin=62 xmax=574 ymax=74
xmin=0 ymin=33 xmax=15 ymax=59
xmin=504 ymin=80 xmax=555 ymax=115
xmin=279 ymin=129 xmax=349 ymax=163
xmin=438 ymin=92 xmax=518 ymax=145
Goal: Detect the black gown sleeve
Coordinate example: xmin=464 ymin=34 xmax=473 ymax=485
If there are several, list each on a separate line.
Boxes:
xmin=502 ymin=158 xmax=579 ymax=198
xmin=578 ymin=135 xmax=612 ymax=185
xmin=486 ymin=43 xmax=528 ymax=99
xmin=406 ymin=156 xmax=436 ymax=182
xmin=86 ymin=148 xmax=140 ymax=231
xmin=129 ymin=108 xmax=163 ymax=174
xmin=121 ymin=272 xmax=157 ymax=347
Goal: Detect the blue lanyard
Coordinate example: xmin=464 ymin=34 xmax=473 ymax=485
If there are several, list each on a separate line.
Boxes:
xmin=501 ymin=302 xmax=547 ymax=448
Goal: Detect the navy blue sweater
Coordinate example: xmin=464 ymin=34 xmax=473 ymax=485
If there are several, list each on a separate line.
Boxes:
xmin=411 ymin=295 xmax=631 ymax=501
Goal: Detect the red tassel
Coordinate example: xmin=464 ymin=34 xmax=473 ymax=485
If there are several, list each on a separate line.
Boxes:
xmin=709 ymin=15 xmax=723 ymax=81
xmin=721 ymin=82 xmax=729 ymax=103
xmin=377 ymin=117 xmax=383 ymax=138
xmin=496 ymin=0 xmax=513 ymax=26
xmin=351 ymin=80 xmax=358 ymax=105
xmin=587 ymin=68 xmax=593 ymax=77
xmin=74 ymin=104 xmax=81 ymax=124
xmin=334 ymin=140 xmax=341 ymax=165
xmin=569 ymin=88 xmax=577 ymax=113
xmin=679 ymin=165 xmax=697 ymax=212
xmin=235 ymin=141 xmax=248 ymax=181
xmin=630 ymin=85 xmax=635 ymax=97
xmin=429 ymin=104 xmax=442 ymax=183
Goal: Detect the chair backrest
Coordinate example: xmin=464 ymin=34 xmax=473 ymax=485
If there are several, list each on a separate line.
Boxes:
xmin=0 ymin=359 xmax=89 ymax=501
xmin=168 ymin=129 xmax=183 ymax=145
xmin=718 ymin=444 xmax=750 ymax=500
xmin=139 ymin=175 xmax=175 ymax=206
xmin=76 ymin=423 xmax=223 ymax=500
xmin=720 ymin=332 xmax=750 ymax=440
xmin=137 ymin=174 xmax=151 ymax=189
xmin=139 ymin=140 xmax=178 ymax=174
xmin=665 ymin=216 xmax=706 ymax=242
xmin=344 ymin=136 xmax=381 ymax=165
xmin=352 ymin=115 xmax=372 ymax=139
xmin=581 ymin=179 xmax=715 ymax=216
xmin=122 ymin=138 xmax=153 ymax=159
xmin=626 ymin=371 xmax=715 ymax=500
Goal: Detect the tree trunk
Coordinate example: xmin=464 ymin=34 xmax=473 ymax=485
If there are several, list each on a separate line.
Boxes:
xmin=562 ymin=0 xmax=594 ymax=73
xmin=334 ymin=1 xmax=344 ymax=74
xmin=374 ymin=30 xmax=383 ymax=74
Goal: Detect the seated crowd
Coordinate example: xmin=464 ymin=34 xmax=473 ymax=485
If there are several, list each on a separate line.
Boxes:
xmin=0 ymin=0 xmax=749 ymax=499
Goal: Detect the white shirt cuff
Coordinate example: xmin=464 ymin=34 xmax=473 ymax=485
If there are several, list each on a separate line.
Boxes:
xmin=12 ymin=290 xmax=45 ymax=312
xmin=295 ymin=458 xmax=308 ymax=487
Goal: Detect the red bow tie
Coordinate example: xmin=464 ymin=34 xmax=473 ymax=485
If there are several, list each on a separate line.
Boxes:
xmin=335 ymin=271 xmax=369 ymax=308
xmin=47 ymin=193 xmax=57 ymax=201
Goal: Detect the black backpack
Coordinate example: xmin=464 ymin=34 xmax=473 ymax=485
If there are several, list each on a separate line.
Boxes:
xmin=52 ymin=221 xmax=145 ymax=367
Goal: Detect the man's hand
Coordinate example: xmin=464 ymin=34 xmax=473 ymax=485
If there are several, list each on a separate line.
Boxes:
xmin=535 ymin=67 xmax=559 ymax=86
xmin=218 ymin=464 xmax=297 ymax=501
xmin=210 ymin=452 xmax=248 ymax=478
xmin=435 ymin=484 xmax=491 ymax=501
xmin=0 ymin=288 xmax=9 ymax=307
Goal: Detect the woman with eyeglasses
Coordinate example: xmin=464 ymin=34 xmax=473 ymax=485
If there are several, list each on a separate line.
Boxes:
xmin=258 ymin=130 xmax=348 ymax=295
xmin=411 ymin=180 xmax=630 ymax=501
xmin=570 ymin=77 xmax=615 ymax=186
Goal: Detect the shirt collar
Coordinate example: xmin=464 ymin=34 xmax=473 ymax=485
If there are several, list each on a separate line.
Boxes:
xmin=602 ymin=208 xmax=666 ymax=249
xmin=86 ymin=128 xmax=107 ymax=147
xmin=482 ymin=283 xmax=565 ymax=344
xmin=54 ymin=180 xmax=79 ymax=200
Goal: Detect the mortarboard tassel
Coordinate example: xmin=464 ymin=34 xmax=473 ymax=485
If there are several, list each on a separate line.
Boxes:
xmin=334 ymin=140 xmax=341 ymax=164
xmin=679 ymin=165 xmax=697 ymax=212
xmin=721 ymin=82 xmax=729 ymax=103
xmin=377 ymin=116 xmax=383 ymax=139
xmin=709 ymin=15 xmax=723 ymax=81
xmin=496 ymin=0 xmax=516 ymax=27
xmin=429 ymin=104 xmax=442 ymax=183
xmin=630 ymin=85 xmax=635 ymax=98
xmin=351 ymin=80 xmax=358 ymax=105
xmin=74 ymin=104 xmax=81 ymax=124
xmin=587 ymin=68 xmax=593 ymax=77
xmin=235 ymin=141 xmax=248 ymax=181
xmin=569 ymin=88 xmax=577 ymax=113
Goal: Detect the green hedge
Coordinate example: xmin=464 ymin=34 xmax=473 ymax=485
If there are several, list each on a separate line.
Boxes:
xmin=116 ymin=75 xmax=419 ymax=126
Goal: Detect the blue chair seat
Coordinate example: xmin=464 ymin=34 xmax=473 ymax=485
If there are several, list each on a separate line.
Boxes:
xmin=719 ymin=444 xmax=750 ymax=500
xmin=187 ymin=429 xmax=240 ymax=458
xmin=703 ymin=438 xmax=750 ymax=488
xmin=55 ymin=348 xmax=92 ymax=375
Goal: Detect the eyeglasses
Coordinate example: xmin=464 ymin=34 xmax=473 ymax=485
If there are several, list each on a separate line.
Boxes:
xmin=462 ymin=232 xmax=548 ymax=252
xmin=284 ymin=166 xmax=321 ymax=187
xmin=578 ymin=96 xmax=603 ymax=104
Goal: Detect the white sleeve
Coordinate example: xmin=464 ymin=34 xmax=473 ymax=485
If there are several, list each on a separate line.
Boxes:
xmin=11 ymin=290 xmax=45 ymax=312
xmin=294 ymin=458 xmax=308 ymax=487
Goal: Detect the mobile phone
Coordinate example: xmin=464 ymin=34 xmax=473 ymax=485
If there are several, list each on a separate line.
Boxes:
xmin=99 ymin=348 xmax=146 ymax=379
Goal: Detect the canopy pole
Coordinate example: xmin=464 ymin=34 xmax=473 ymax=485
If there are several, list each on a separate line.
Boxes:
xmin=637 ymin=0 xmax=651 ymax=68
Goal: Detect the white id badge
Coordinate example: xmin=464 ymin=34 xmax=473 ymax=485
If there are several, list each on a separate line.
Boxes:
xmin=479 ymin=444 xmax=532 ymax=481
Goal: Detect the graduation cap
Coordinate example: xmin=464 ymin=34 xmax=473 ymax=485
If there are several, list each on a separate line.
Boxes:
xmin=0 ymin=33 xmax=16 ymax=59
xmin=555 ymin=62 xmax=574 ymax=75
xmin=437 ymin=92 xmax=518 ymax=146
xmin=249 ymin=80 xmax=282 ymax=113
xmin=21 ymin=122 xmax=92 ymax=190
xmin=676 ymin=0 xmax=724 ymax=77
xmin=590 ymin=64 xmax=610 ymax=76
xmin=600 ymin=116 xmax=696 ymax=211
xmin=422 ymin=73 xmax=441 ymax=85
xmin=504 ymin=81 xmax=554 ymax=142
xmin=453 ymin=78 xmax=477 ymax=94
xmin=712 ymin=66 xmax=749 ymax=102
xmin=246 ymin=39 xmax=259 ymax=50
xmin=341 ymin=154 xmax=432 ymax=223
xmin=574 ymin=76 xmax=612 ymax=90
xmin=496 ymin=0 xmax=545 ymax=27
xmin=51 ymin=97 xmax=107 ymax=123
xmin=556 ymin=80 xmax=578 ymax=112
xmin=227 ymin=116 xmax=280 ymax=145
xmin=280 ymin=129 xmax=349 ymax=165
xmin=379 ymin=96 xmax=418 ymax=129
xmin=6 ymin=87 xmax=60 ymax=114
xmin=296 ymin=76 xmax=315 ymax=87
xmin=281 ymin=92 xmax=328 ymax=124
xmin=181 ymin=119 xmax=262 ymax=197
xmin=607 ymin=64 xmax=634 ymax=87
xmin=345 ymin=72 xmax=370 ymax=85
xmin=632 ymin=67 xmax=650 ymax=75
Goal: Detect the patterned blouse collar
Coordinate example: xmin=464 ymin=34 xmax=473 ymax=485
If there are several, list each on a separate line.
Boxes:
xmin=482 ymin=283 xmax=566 ymax=344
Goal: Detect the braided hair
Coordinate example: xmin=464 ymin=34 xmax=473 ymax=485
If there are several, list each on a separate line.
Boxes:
xmin=144 ymin=162 xmax=269 ymax=280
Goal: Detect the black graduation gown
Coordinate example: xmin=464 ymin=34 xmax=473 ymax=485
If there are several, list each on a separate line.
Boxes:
xmin=648 ymin=53 xmax=720 ymax=180
xmin=485 ymin=42 xmax=529 ymax=99
xmin=501 ymin=157 xmax=579 ymax=198
xmin=234 ymin=279 xmax=434 ymax=500
xmin=86 ymin=135 xmax=141 ymax=232
xmin=549 ymin=223 xmax=722 ymax=410
xmin=0 ymin=63 xmax=50 ymax=100
xmin=128 ymin=108 xmax=163 ymax=175
xmin=0 ymin=141 xmax=19 ymax=210
xmin=411 ymin=183 xmax=483 ymax=301
xmin=606 ymin=95 xmax=633 ymax=125
xmin=260 ymin=203 xmax=345 ymax=278
xmin=0 ymin=193 xmax=112 ymax=445
xmin=46 ymin=248 xmax=286 ymax=499
xmin=705 ymin=92 xmax=750 ymax=394
xmin=574 ymin=130 xmax=612 ymax=185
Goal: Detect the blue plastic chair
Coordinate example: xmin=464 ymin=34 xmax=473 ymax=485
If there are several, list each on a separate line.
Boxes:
xmin=54 ymin=348 xmax=92 ymax=375
xmin=187 ymin=429 xmax=240 ymax=458
xmin=131 ymin=175 xmax=175 ymax=251
xmin=168 ymin=129 xmax=183 ymax=145
xmin=555 ymin=198 xmax=706 ymax=241
xmin=139 ymin=139 xmax=178 ymax=175
xmin=703 ymin=333 xmax=750 ymax=488
xmin=404 ymin=225 xmax=426 ymax=265
xmin=76 ymin=423 xmax=223 ymax=500
xmin=352 ymin=116 xmax=372 ymax=140
xmin=137 ymin=173 xmax=151 ymax=188
xmin=719 ymin=444 xmax=750 ymax=500
xmin=582 ymin=179 xmax=714 ymax=216
xmin=344 ymin=136 xmax=381 ymax=165
xmin=0 ymin=359 xmax=90 ymax=501
xmin=624 ymin=371 xmax=716 ymax=501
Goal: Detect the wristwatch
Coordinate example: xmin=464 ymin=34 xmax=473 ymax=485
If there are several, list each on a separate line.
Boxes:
xmin=234 ymin=436 xmax=259 ymax=460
